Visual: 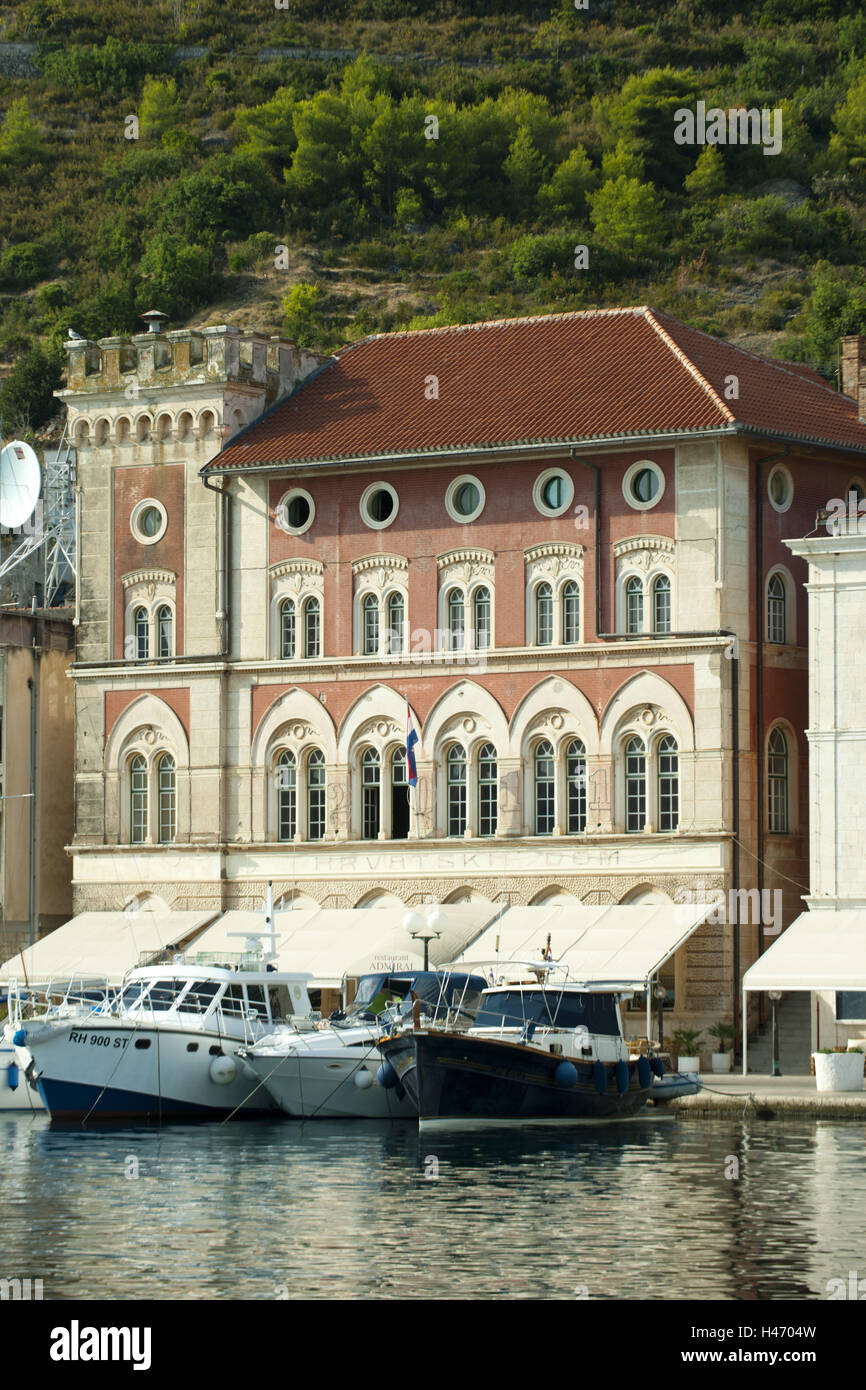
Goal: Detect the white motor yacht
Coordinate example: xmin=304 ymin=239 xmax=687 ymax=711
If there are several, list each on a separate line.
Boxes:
xmin=18 ymin=957 xmax=315 ymax=1123
xmin=241 ymin=969 xmax=488 ymax=1119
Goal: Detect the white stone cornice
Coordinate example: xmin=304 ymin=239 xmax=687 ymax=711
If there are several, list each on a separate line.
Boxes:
xmin=437 ymin=547 xmax=494 ymax=585
xmin=351 ymin=553 xmax=408 ymax=577
xmin=121 ymin=568 xmax=177 ymax=590
xmin=524 ymin=542 xmax=584 ymax=563
xmin=269 ymin=558 xmax=324 ymax=580
xmin=614 ymin=535 xmax=675 ymax=560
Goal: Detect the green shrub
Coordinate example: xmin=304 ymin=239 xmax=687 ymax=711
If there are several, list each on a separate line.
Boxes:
xmin=0 ymin=241 xmax=54 ymax=290
xmin=0 ymin=340 xmax=63 ymax=431
xmin=137 ymin=233 xmax=220 ymax=319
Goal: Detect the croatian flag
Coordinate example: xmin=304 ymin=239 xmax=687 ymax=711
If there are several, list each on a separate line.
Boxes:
xmin=406 ymin=708 xmax=420 ymax=787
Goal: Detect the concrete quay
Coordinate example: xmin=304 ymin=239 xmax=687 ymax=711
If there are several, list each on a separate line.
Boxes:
xmin=666 ymin=1073 xmax=866 ymax=1119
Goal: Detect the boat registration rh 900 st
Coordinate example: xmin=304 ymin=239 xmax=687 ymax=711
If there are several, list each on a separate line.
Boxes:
xmin=67 ymin=1031 xmax=129 ymax=1048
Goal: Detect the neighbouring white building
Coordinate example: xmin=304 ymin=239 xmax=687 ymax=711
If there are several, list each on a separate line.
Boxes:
xmin=742 ymin=520 xmax=866 ymax=1062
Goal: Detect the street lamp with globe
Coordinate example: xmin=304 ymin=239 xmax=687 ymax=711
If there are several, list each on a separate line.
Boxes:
xmin=403 ymin=904 xmax=445 ymax=972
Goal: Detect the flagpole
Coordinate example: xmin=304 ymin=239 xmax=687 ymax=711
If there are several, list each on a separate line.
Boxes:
xmin=406 ymin=694 xmax=420 ymax=840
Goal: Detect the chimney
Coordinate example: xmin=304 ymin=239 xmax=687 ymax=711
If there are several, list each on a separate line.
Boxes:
xmin=840 ymin=335 xmax=866 ymax=401
xmin=139 ymin=309 xmax=169 ymax=335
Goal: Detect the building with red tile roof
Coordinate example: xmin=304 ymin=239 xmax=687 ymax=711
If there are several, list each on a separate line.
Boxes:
xmin=56 ymin=309 xmax=866 ymax=1050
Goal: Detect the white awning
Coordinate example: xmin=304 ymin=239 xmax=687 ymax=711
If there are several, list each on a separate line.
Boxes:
xmin=188 ymin=903 xmax=500 ymax=988
xmin=455 ymin=901 xmax=714 ymax=989
xmin=743 ymin=911 xmax=866 ymax=993
xmin=0 ymin=911 xmax=218 ymax=987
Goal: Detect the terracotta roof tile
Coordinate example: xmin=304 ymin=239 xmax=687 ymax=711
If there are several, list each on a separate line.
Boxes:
xmin=207 ymin=307 xmax=866 ymax=472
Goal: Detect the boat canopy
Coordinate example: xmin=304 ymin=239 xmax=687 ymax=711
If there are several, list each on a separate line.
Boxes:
xmin=0 ymin=911 xmax=218 ymax=987
xmin=454 ymin=901 xmax=714 ymax=990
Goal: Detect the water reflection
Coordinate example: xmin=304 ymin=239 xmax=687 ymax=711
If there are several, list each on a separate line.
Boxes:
xmin=0 ymin=1113 xmax=863 ymax=1300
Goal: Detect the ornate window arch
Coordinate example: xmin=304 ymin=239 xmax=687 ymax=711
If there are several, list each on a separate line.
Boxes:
xmin=269 ymin=558 xmax=324 ymax=660
xmin=122 ymin=569 xmax=177 ymax=660
xmin=525 ymin=543 xmax=584 ymax=647
xmin=612 ymin=713 xmax=683 ymax=835
xmin=437 ymin=549 xmax=494 ymax=654
xmin=253 ymin=689 xmax=337 ymax=843
xmin=106 ymin=698 xmax=189 ymax=845
xmin=351 ymin=555 xmax=409 ymax=658
xmin=614 ymin=536 xmax=676 ymax=636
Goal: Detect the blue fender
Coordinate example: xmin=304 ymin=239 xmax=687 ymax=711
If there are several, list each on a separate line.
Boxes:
xmin=555 ymin=1060 xmax=578 ymax=1088
xmin=593 ymin=1060 xmax=607 ymax=1095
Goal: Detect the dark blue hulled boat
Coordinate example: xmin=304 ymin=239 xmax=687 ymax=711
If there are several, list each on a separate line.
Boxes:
xmin=377 ymin=965 xmax=654 ymax=1127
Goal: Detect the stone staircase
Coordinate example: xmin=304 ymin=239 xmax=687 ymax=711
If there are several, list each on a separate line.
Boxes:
xmin=746 ymin=992 xmax=812 ymax=1075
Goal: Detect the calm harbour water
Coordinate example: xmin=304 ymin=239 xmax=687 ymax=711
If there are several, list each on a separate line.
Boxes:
xmin=1 ymin=1112 xmax=864 ymax=1300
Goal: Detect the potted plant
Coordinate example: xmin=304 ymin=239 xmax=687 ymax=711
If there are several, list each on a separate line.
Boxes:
xmin=709 ymin=1021 xmax=735 ymax=1073
xmin=813 ymin=1048 xmax=864 ymax=1093
xmin=673 ymin=1029 xmax=705 ymax=1074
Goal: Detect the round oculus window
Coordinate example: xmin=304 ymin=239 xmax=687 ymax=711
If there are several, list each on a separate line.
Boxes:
xmin=533 ymin=468 xmax=574 ymax=517
xmin=623 ymin=461 xmax=665 ymax=511
xmin=276 ymin=488 xmax=315 ymax=535
xmin=130 ymin=498 xmax=167 ymax=545
xmin=767 ymin=466 xmax=793 ymax=513
xmin=543 ymin=475 xmax=565 ymax=509
xmin=360 ymin=482 xmax=399 ymax=530
xmin=445 ymin=475 xmax=485 ymax=523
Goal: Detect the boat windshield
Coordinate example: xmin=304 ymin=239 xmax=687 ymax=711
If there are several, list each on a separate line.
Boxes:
xmin=348 ymin=974 xmax=416 ymax=1017
xmin=176 ymin=980 xmax=220 ymax=1014
xmin=473 ymin=989 xmax=619 ymax=1034
xmin=137 ymin=979 xmax=187 ymax=1012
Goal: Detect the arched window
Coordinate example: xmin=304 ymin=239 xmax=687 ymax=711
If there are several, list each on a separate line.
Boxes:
xmin=280 ymin=599 xmax=295 ymax=660
xmin=134 ymin=607 xmax=149 ymax=661
xmin=157 ymin=753 xmax=176 ymax=843
xmin=767 ymin=727 xmax=789 ymax=833
xmin=391 ymin=747 xmax=409 ymax=840
xmin=657 ymin=735 xmax=679 ymax=831
xmin=447 ymin=588 xmax=465 ymax=651
xmin=767 ymin=573 xmax=786 ymax=645
xmin=277 ymin=750 xmax=296 ymax=842
xmin=129 ymin=753 xmax=147 ymax=843
xmin=304 ymin=597 xmax=320 ymax=658
xmin=566 ymin=738 xmax=587 ymax=833
xmin=386 ymin=592 xmax=404 ymax=655
xmin=652 ymin=575 xmax=671 ymax=634
xmin=157 ymin=605 xmax=173 ymax=659
xmin=625 ymin=576 xmax=643 ymax=635
xmin=625 ymin=736 xmax=646 ymax=832
xmin=307 ymin=749 xmax=325 ymax=841
xmin=473 ymin=586 xmax=491 ymax=650
xmin=478 ymin=742 xmax=498 ymax=837
xmin=562 ymin=581 xmax=580 ymax=645
xmin=536 ymin=583 xmax=553 ymax=646
xmin=447 ymin=745 xmax=467 ymax=837
xmin=534 ymin=740 xmax=555 ymax=835
xmin=363 ymin=593 xmax=379 ymax=656
xmin=362 ymin=748 xmax=380 ymax=840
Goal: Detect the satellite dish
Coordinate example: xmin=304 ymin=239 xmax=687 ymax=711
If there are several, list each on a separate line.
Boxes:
xmin=0 ymin=441 xmax=41 ymax=529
